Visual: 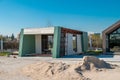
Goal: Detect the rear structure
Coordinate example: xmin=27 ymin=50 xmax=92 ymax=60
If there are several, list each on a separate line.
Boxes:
xmin=102 ymin=20 xmax=120 ymax=53
xmin=19 ymin=26 xmax=88 ymax=58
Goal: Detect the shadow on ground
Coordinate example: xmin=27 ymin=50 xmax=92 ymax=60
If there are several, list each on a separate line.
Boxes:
xmin=62 ymin=54 xmax=115 ymax=58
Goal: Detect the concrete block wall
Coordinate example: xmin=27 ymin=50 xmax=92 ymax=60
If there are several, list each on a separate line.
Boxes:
xmin=35 ymin=35 xmax=42 ymax=54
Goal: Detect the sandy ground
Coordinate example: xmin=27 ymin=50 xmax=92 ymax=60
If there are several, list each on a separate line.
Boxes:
xmin=0 ymin=56 xmax=120 ymax=80
xmin=83 ymin=69 xmax=120 ymax=80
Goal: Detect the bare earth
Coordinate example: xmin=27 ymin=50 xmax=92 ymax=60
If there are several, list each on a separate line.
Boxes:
xmin=0 ymin=56 xmax=120 ymax=80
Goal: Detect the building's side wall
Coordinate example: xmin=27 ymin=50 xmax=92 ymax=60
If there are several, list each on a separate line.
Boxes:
xmin=77 ymin=34 xmax=82 ymax=53
xmin=81 ymin=32 xmax=88 ymax=52
xmin=52 ymin=27 xmax=61 ymax=58
xmin=22 ymin=35 xmax=35 ymax=56
xmin=35 ymin=35 xmax=42 ymax=54
xmin=65 ymin=33 xmax=82 ymax=55
xmin=67 ymin=33 xmax=74 ymax=55
xmin=19 ymin=29 xmax=35 ymax=56
xmin=102 ymin=32 xmax=106 ymax=53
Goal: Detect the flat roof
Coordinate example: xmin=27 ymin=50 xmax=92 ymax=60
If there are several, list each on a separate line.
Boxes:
xmin=23 ymin=26 xmax=85 ymax=35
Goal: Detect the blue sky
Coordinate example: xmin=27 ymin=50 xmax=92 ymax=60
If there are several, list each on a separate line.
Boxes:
xmin=0 ymin=0 xmax=120 ymax=36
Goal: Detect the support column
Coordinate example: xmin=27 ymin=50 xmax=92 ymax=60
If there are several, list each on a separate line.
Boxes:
xmin=52 ymin=27 xmax=61 ymax=58
xmin=35 ymin=35 xmax=41 ymax=54
xmin=19 ymin=29 xmax=24 ymax=56
xmin=77 ymin=34 xmax=82 ymax=53
xmin=81 ymin=32 xmax=88 ymax=52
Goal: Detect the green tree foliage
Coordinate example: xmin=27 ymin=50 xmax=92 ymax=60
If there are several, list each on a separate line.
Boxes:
xmin=0 ymin=34 xmax=19 ymax=49
xmin=89 ymin=33 xmax=102 ymax=48
xmin=0 ymin=35 xmax=3 ymax=39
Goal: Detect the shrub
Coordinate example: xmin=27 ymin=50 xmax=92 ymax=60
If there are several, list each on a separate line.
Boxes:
xmin=86 ymin=50 xmax=103 ymax=55
xmin=0 ymin=52 xmax=11 ymax=56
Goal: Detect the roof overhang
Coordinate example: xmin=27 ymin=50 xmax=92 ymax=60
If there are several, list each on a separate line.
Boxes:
xmin=61 ymin=27 xmax=83 ymax=34
xmin=102 ymin=20 xmax=120 ymax=35
xmin=23 ymin=27 xmax=54 ymax=35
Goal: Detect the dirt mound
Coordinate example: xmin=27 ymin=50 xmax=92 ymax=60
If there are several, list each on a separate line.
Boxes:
xmin=22 ymin=61 xmax=90 ymax=80
xmin=78 ymin=56 xmax=115 ymax=71
xmin=22 ymin=56 xmax=116 ymax=80
xmin=23 ymin=62 xmax=69 ymax=76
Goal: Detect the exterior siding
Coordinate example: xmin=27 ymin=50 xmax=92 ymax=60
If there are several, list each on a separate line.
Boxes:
xmin=81 ymin=32 xmax=88 ymax=52
xmin=19 ymin=29 xmax=35 ymax=56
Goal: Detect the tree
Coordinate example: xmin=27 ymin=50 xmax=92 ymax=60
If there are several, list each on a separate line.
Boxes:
xmin=89 ymin=33 xmax=102 ymax=49
xmin=0 ymin=35 xmax=3 ymax=40
xmin=11 ymin=33 xmax=15 ymax=41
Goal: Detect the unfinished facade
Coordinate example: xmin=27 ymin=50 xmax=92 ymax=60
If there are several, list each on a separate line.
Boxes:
xmin=19 ymin=27 xmax=88 ymax=58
